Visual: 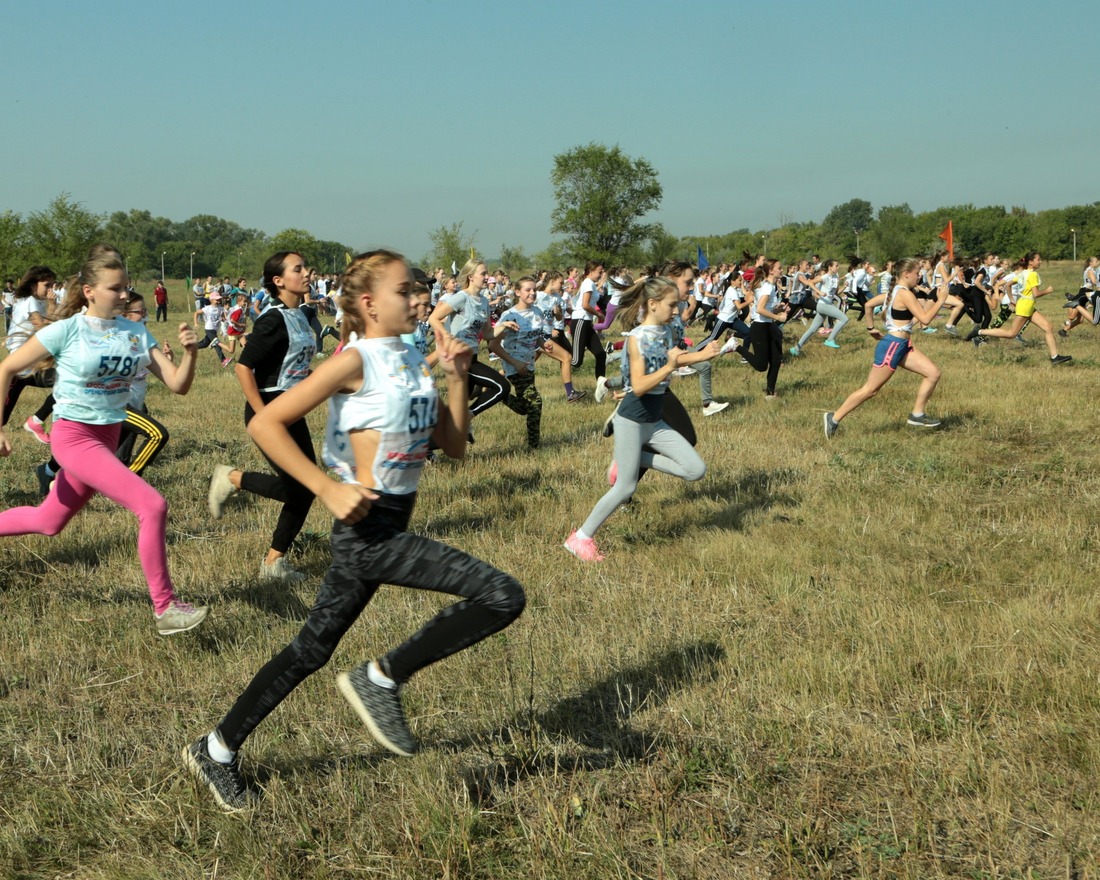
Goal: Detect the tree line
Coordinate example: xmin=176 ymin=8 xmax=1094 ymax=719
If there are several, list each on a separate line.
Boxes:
xmin=5 ymin=163 xmax=1098 ymax=285
xmin=0 ymin=194 xmax=353 ymax=282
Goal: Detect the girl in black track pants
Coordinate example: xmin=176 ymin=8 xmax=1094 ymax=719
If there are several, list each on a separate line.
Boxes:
xmin=183 ymin=250 xmax=525 ymax=813
xmin=206 ymin=251 xmax=319 ymax=584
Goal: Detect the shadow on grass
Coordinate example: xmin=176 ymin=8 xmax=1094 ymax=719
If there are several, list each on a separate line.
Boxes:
xmin=234 ymin=578 xmax=312 ymax=620
xmin=447 ymin=640 xmax=725 ymax=807
xmin=677 ymin=467 xmax=803 ymax=534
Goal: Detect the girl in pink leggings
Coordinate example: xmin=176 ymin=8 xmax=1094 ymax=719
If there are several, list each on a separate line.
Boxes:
xmin=0 ymin=245 xmax=208 ymax=635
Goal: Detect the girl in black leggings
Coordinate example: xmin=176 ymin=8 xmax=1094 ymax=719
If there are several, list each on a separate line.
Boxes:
xmin=740 ymin=259 xmax=789 ymax=399
xmin=184 ymin=250 xmax=525 ymax=812
xmin=207 ymin=251 xmax=319 ymax=583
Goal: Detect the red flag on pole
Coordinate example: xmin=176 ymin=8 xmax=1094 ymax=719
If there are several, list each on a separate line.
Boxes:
xmin=938 ymin=221 xmax=954 ymax=262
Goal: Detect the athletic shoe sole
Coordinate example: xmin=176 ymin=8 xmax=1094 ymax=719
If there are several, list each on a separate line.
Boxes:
xmin=337 ymin=671 xmax=415 ymax=757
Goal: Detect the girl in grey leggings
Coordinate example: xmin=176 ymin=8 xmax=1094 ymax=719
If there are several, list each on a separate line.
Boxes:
xmin=565 ymin=276 xmax=708 ymax=563
xmin=791 ymin=260 xmax=847 ymax=355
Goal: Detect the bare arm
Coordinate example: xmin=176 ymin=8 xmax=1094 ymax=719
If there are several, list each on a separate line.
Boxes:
xmin=248 ymin=349 xmax=378 ymax=524
xmin=429 ymin=336 xmax=472 ymax=458
xmin=145 ymin=323 xmax=198 ymax=394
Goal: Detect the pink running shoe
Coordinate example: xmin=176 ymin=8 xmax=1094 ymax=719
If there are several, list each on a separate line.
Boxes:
xmin=607 ymin=461 xmax=618 ymax=486
xmin=24 ymin=417 xmax=50 ymax=444
xmin=564 ymin=529 xmax=606 ymax=563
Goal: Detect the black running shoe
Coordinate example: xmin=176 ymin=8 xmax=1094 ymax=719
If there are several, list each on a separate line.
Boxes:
xmin=35 ymin=463 xmax=52 ymax=497
xmin=182 ymin=736 xmax=253 ymax=813
xmin=338 ymin=666 xmax=417 ymax=756
xmin=1051 ymin=354 xmax=1073 ymax=366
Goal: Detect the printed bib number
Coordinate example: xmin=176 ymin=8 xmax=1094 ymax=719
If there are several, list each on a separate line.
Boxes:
xmin=407 ymin=395 xmax=436 ymax=434
xmin=97 ymin=355 xmax=136 ymax=377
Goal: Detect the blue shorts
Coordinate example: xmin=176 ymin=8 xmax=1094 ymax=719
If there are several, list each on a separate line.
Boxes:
xmin=872 ymin=335 xmax=913 ymax=371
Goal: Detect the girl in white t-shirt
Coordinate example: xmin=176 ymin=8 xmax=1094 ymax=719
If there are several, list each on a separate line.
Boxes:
xmin=0 ymin=245 xmax=206 ymax=635
xmin=3 ymin=265 xmax=58 ymax=443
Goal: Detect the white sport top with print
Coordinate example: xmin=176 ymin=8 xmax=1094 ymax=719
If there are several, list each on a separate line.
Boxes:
xmin=322 ymin=337 xmax=438 ymax=495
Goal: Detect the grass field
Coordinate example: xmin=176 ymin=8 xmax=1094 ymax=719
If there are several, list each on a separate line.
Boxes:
xmin=2 ymin=262 xmax=1099 ymax=878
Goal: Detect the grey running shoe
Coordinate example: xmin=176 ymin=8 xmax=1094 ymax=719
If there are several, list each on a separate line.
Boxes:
xmin=1051 ymin=354 xmax=1073 ymax=365
xmin=155 ymin=601 xmax=208 ymax=635
xmin=566 ymin=389 xmax=587 ymax=403
xmin=259 ymin=556 xmax=307 ymax=584
xmin=944 ymin=325 xmax=958 ymax=336
xmin=338 ymin=665 xmax=417 ymax=756
xmin=906 ymin=413 xmax=942 ymax=428
xmin=823 ymin=412 xmax=838 ymax=439
xmin=182 ymin=736 xmax=254 ymax=813
xmin=207 ymin=465 xmax=236 ymax=519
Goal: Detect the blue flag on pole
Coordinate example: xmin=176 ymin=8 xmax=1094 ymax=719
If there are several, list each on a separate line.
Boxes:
xmin=697 ymin=246 xmax=710 ymax=270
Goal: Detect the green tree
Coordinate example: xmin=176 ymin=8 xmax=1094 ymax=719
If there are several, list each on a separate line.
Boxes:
xmin=550 ymin=143 xmax=662 ymax=265
xmin=821 ymin=198 xmax=874 ymax=256
xmin=269 ymin=229 xmax=322 ymax=268
xmin=427 ymin=222 xmax=477 ymax=273
xmin=0 ymin=210 xmax=27 ymax=281
xmin=867 ymin=204 xmax=915 ymax=263
xmin=23 ymin=193 xmax=103 ymax=276
xmin=498 ymin=243 xmax=530 ymax=275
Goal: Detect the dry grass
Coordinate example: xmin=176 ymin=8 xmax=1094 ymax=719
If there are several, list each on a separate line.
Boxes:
xmin=2 ymin=264 xmax=1099 ymax=878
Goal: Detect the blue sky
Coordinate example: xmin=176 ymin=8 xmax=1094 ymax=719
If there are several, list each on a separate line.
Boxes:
xmin=4 ymin=0 xmax=1096 ymax=259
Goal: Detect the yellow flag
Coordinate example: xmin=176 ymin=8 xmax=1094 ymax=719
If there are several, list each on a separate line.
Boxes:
xmin=469 ymin=247 xmax=476 ymax=260
xmin=344 ymin=252 xmax=352 ymax=266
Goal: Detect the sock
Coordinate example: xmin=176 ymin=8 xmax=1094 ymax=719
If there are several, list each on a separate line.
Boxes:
xmin=367 ymin=660 xmax=397 ymax=690
xmin=564 ymin=382 xmax=575 ymax=396
xmin=44 ymin=462 xmax=57 ymax=477
xmin=29 ymin=415 xmax=43 ymax=426
xmin=912 ymin=412 xmax=924 ymax=418
xmin=575 ymin=529 xmax=591 ymax=541
xmin=207 ymin=730 xmax=235 ymax=765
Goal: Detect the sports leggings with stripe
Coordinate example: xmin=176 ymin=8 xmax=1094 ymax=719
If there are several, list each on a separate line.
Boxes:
xmin=569 ymin=319 xmax=607 ymax=377
xmin=468 ymin=357 xmax=511 ymax=416
xmin=216 ymin=494 xmax=526 ymax=752
xmin=47 ymin=405 xmax=169 ymax=478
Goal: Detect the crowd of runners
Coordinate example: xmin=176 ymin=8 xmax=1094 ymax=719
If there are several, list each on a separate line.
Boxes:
xmin=0 ymin=242 xmax=1089 ymax=811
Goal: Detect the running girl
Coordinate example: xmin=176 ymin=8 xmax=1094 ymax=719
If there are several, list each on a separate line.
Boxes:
xmin=183 ymin=250 xmax=525 ymax=812
xmin=966 ymin=252 xmax=1072 ymax=364
xmin=0 ymin=245 xmax=207 ymax=635
xmin=569 ymin=260 xmax=609 ymax=399
xmin=823 ymin=258 xmax=949 ymax=438
xmin=739 ymin=259 xmax=788 ymax=399
xmin=564 ymin=275 xmax=707 ymax=563
xmin=428 ymin=259 xmax=511 ymax=420
xmin=790 ymin=260 xmax=847 ymax=355
xmin=488 ymin=275 xmax=545 ymax=449
xmin=4 ymin=265 xmax=58 ymax=443
xmin=207 ymin=251 xmax=321 ymax=583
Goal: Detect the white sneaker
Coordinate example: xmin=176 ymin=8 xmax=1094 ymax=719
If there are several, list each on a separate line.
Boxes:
xmin=594 ymin=375 xmax=609 ymax=403
xmin=155 ymin=601 xmax=209 ymax=635
xmin=719 ymin=337 xmax=740 ymax=355
xmin=673 ymin=366 xmax=697 ymax=377
xmin=208 ymin=465 xmax=236 ymax=519
xmin=260 ymin=556 xmax=307 ymax=583
xmin=702 ymin=401 xmax=730 ymax=416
